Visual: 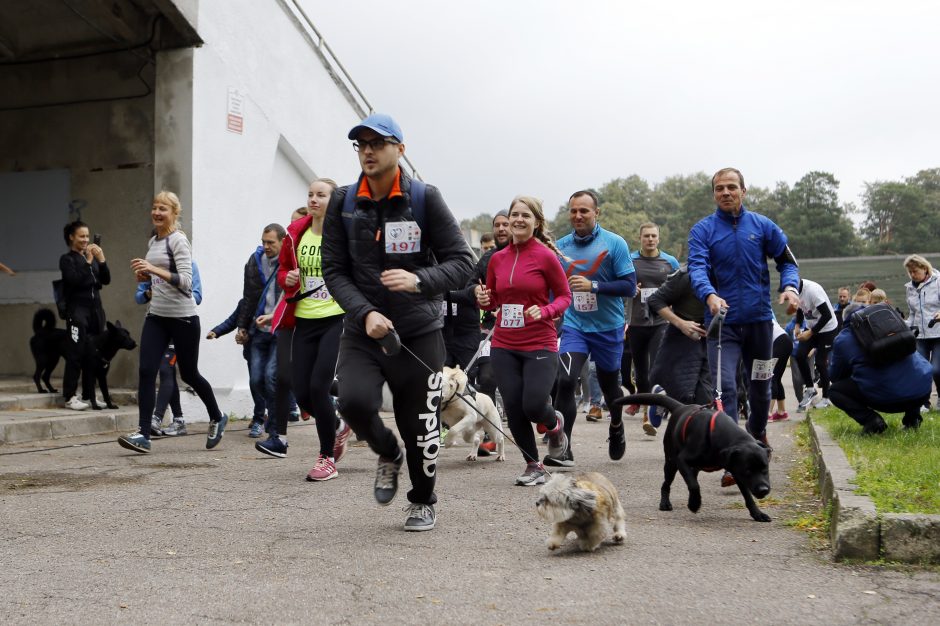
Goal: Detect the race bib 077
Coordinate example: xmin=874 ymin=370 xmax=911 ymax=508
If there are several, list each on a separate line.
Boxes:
xmin=500 ymin=304 xmax=525 ymax=328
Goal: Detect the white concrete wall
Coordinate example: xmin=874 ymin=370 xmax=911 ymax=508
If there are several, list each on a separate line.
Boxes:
xmin=185 ymin=0 xmax=364 ymax=402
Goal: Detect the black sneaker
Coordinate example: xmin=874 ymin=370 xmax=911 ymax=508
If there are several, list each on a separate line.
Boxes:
xmin=403 ymin=503 xmax=436 ymax=531
xmin=374 ymin=450 xmax=403 ymax=506
xmin=543 ymin=446 xmax=574 ymax=467
xmin=608 ymin=422 xmax=626 ymax=461
xmin=206 ymin=413 xmax=228 ymax=450
xmin=863 ymin=416 xmax=888 ymax=435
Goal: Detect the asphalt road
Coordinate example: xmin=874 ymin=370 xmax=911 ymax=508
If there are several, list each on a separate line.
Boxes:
xmin=1 ymin=407 xmax=938 ymax=625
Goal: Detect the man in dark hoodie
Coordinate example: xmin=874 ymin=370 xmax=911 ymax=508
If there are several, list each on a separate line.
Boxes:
xmin=452 ymin=210 xmax=511 ymax=400
xmin=322 ymin=113 xmax=474 ymax=532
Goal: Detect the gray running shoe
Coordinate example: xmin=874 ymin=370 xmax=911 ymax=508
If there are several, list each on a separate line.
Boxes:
xmin=206 ymin=414 xmax=228 ymax=449
xmin=798 ymin=388 xmax=818 ymax=411
xmin=543 ymin=446 xmax=574 ymax=468
xmin=403 ymin=503 xmax=436 ymax=531
xmin=162 ymin=420 xmax=187 ymax=436
xmin=374 ymin=450 xmax=404 ymax=505
xmin=515 ymin=462 xmax=547 ymax=486
xmin=151 ymin=417 xmax=165 ymax=439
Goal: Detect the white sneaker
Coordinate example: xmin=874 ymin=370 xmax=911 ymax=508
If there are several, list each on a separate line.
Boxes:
xmin=65 ymin=395 xmax=89 ymax=411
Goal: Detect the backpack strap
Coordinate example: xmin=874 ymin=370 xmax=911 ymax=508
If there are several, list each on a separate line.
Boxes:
xmin=163 ymin=232 xmax=193 ymax=297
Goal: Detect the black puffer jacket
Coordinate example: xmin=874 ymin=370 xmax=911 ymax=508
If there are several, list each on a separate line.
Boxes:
xmin=322 ymin=172 xmax=474 ymax=340
xmin=648 ymin=267 xmax=712 ymax=404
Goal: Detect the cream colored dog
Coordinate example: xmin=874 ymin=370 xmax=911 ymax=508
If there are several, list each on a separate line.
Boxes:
xmin=440 ymin=365 xmax=505 ymax=462
xmin=536 ymin=472 xmax=626 ymax=552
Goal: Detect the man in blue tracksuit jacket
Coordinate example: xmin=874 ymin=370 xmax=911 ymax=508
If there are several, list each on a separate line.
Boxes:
xmin=688 ymin=168 xmax=801 ymax=466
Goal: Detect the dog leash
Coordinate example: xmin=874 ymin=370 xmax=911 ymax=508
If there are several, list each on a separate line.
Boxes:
xmin=460 ymin=325 xmax=496 ymax=374
xmin=707 ymin=307 xmax=727 ymax=412
xmin=396 ymin=339 xmax=554 ymax=473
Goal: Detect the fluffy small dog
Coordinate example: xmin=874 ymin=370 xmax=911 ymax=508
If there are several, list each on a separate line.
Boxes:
xmin=439 ymin=365 xmax=504 ymax=461
xmin=536 ymin=472 xmax=626 ymax=552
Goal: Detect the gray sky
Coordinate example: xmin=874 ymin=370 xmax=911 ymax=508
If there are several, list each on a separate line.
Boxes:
xmin=304 ymin=0 xmax=939 ymax=222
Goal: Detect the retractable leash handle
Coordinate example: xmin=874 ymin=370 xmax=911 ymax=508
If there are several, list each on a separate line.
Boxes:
xmin=707 ymin=306 xmax=727 ymax=339
xmin=377 ymin=328 xmax=401 ymax=356
xmin=708 ymin=307 xmax=728 ymax=412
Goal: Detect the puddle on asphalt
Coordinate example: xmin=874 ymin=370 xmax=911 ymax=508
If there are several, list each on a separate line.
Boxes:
xmin=1 ymin=462 xmax=217 ymax=492
xmin=145 ymin=462 xmax=216 ymax=470
xmin=0 ymin=471 xmax=138 ymax=492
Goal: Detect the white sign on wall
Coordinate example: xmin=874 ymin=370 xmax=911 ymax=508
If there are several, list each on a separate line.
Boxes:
xmin=227 ymin=88 xmax=244 ymax=134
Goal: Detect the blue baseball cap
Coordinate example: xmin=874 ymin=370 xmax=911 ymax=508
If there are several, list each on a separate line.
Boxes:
xmin=347 ymin=113 xmax=403 ymax=143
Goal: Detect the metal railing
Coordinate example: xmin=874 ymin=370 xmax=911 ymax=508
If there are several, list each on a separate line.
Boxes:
xmin=277 ymin=0 xmax=422 ymax=181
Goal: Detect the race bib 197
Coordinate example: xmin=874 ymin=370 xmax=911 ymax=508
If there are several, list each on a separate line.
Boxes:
xmin=385 ymin=221 xmax=421 ymax=254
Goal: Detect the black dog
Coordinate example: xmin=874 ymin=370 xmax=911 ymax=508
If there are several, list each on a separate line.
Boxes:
xmin=30 ymin=308 xmax=69 ymax=394
xmin=30 ymin=308 xmax=137 ymax=409
xmin=86 ymin=320 xmax=137 ymax=409
xmin=613 ymin=393 xmax=772 ymax=522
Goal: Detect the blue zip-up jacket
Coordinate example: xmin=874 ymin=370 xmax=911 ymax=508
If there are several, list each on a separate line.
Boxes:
xmin=829 ymin=322 xmax=932 ymax=404
xmin=688 ymin=205 xmax=799 ymax=325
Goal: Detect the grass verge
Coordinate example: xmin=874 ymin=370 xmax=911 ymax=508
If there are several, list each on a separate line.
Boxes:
xmin=776 ymin=420 xmax=831 ymax=552
xmin=810 ymin=407 xmax=940 ymax=514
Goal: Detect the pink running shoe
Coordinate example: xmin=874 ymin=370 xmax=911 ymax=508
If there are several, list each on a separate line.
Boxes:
xmin=625 ymin=404 xmax=640 ymax=416
xmin=769 ymin=411 xmax=790 ymax=422
xmin=306 ymin=454 xmax=337 ymax=482
xmin=333 ymin=421 xmax=352 ymax=464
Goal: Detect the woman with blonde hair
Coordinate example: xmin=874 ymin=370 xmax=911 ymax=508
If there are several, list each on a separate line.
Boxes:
xmin=119 ymin=191 xmax=228 ymax=453
xmin=904 ymin=254 xmax=940 ymax=412
xmin=262 ymin=178 xmax=352 ymax=481
xmin=475 ymin=195 xmax=571 ymax=486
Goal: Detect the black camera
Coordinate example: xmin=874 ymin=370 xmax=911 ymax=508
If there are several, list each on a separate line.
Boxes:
xmin=93 ymin=234 xmax=102 ymax=246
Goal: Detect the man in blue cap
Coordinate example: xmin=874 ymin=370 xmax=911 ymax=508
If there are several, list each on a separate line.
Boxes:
xmin=322 ymin=113 xmax=474 ymax=532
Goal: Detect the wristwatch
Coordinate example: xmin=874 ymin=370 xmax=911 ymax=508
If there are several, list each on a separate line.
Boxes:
xmin=414 ymin=275 xmax=423 ymax=293
xmin=591 ymin=280 xmax=599 ymax=293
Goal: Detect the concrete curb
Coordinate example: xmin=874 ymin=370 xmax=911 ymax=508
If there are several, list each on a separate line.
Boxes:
xmin=0 ymin=409 xmax=140 ymax=444
xmin=807 ymin=414 xmax=940 ymax=564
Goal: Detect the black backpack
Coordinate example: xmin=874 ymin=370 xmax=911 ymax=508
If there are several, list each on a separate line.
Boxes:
xmin=51 ymin=279 xmax=68 ymax=320
xmin=849 ymin=303 xmax=915 ymax=363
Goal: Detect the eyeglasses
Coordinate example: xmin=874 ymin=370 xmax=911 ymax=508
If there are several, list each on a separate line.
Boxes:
xmin=352 ymin=137 xmax=399 ymax=152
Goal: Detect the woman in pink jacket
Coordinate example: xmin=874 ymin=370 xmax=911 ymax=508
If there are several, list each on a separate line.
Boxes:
xmin=475 ymin=196 xmax=571 ymax=486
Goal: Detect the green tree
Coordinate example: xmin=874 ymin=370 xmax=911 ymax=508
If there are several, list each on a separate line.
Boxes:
xmin=460 ymin=212 xmax=495 ymax=235
xmin=647 ymin=173 xmax=713 ymax=260
xmin=777 ymin=172 xmax=859 ymax=258
xmin=598 ymin=175 xmax=652 ymax=215
xmin=861 ymin=181 xmax=927 ymax=254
